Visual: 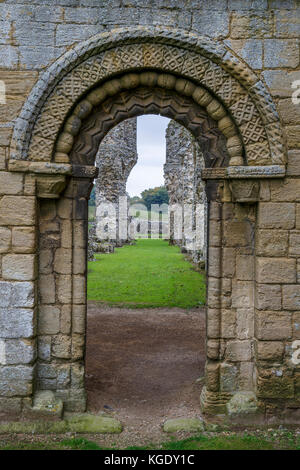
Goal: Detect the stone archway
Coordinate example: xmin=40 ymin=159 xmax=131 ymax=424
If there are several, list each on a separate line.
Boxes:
xmin=2 ymin=27 xmax=290 ymax=421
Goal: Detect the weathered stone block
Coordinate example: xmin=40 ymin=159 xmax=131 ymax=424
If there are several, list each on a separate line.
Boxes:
xmin=287 ymin=150 xmax=300 ymax=176
xmin=222 ymin=248 xmax=236 ymax=278
xmin=38 ymin=305 xmax=60 ymax=335
xmin=52 ymin=335 xmax=71 ymax=359
xmin=257 ymin=374 xmax=294 ymax=399
xmin=232 ymin=281 xmax=254 ymax=308
xmin=256 ymin=311 xmax=292 ymax=340
xmin=56 ymin=24 xmax=102 ymax=46
xmin=288 ymin=231 xmax=300 ymax=258
xmin=274 ymin=9 xmax=300 ymax=38
xmin=226 ymin=340 xmax=252 ymax=362
xmin=57 ymin=198 xmax=73 ymax=219
xmin=262 ymin=70 xmax=300 ymax=98
xmin=221 ymin=309 xmax=236 ymax=338
xmin=192 ymin=11 xmax=229 ymax=37
xmin=12 ymin=227 xmax=36 ymax=253
xmin=271 ymin=179 xmax=300 ymax=202
xmin=0 ymin=227 xmax=11 ymax=253
xmin=0 ymin=397 xmax=22 ymax=417
xmin=205 ymin=361 xmax=219 ymax=392
xmin=39 ymin=249 xmax=53 ymax=275
xmin=60 ymin=304 xmax=71 ymax=335
xmin=38 ymin=336 xmax=51 ymax=361
xmin=231 ymin=11 xmax=273 ymax=38
xmin=255 ymin=284 xmax=282 ymax=311
xmin=264 ymin=40 xmax=299 ymax=68
xmin=257 ymin=341 xmax=284 ymax=361
xmin=72 ymin=275 xmax=86 ymax=304
xmin=57 ymin=275 xmax=72 ymax=304
xmin=225 ymin=39 xmax=262 ymax=69
xmin=236 ymin=255 xmax=254 ymax=281
xmin=286 ymin=125 xmax=300 ymax=149
xmin=1 ymin=339 xmax=36 ymax=365
xmin=227 ymin=391 xmax=257 ymax=415
xmin=54 ymin=248 xmax=72 ymax=274
xmin=0 ymin=365 xmax=33 ymax=397
xmin=0 ymin=308 xmax=34 ymax=339
xmin=239 ymin=363 xmax=254 ymax=391
xmin=258 ymin=203 xmax=295 ymax=229
xmin=220 ymin=363 xmax=239 ymax=392
xmin=283 ymin=285 xmax=300 ymax=310
xmin=72 ymin=334 xmax=85 ymax=360
xmin=0 ymin=196 xmax=36 ymax=226
xmin=2 ymin=254 xmax=36 ymax=281
xmin=163 ymin=418 xmax=205 ymax=433
xmin=256 ymin=258 xmax=296 ymax=284
xmin=39 ymin=274 xmax=55 ymax=304
xmin=72 ymin=304 xmax=86 ymax=334
xmin=256 ymin=229 xmax=288 ymax=257
xmin=73 ymin=221 xmax=86 ymax=248
xmin=15 ymin=21 xmax=55 ymax=46
xmin=293 ymin=312 xmax=300 ymax=339
xmin=236 ymin=308 xmax=254 ymax=340
xmin=73 ymin=248 xmax=86 ymax=275
xmin=0 ymin=172 xmax=23 ymax=195
xmin=223 ymin=220 xmax=252 ymax=247
xmin=11 ymin=282 xmax=35 ymax=308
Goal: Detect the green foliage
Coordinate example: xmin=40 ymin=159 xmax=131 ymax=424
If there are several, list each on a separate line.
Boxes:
xmin=60 ymin=438 xmax=102 ymax=450
xmin=140 ymin=186 xmax=169 ymax=210
xmin=1 ymin=430 xmax=299 ymax=450
xmin=88 ymin=185 xmax=96 ymax=206
xmin=87 ymin=239 xmax=205 ymax=308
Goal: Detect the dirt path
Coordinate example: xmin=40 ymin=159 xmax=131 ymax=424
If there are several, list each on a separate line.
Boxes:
xmin=85 ymin=302 xmax=206 ymax=446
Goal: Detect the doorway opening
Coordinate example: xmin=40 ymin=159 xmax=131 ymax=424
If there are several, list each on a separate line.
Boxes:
xmin=85 ymin=115 xmax=207 ymax=429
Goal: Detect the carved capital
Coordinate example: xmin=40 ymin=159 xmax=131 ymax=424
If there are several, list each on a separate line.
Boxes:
xmin=36 ymin=175 xmax=67 ymax=199
xmin=229 ymin=179 xmax=260 ymax=203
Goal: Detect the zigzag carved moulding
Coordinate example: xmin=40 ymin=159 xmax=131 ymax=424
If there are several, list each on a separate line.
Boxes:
xmin=10 ymin=27 xmax=285 ymax=167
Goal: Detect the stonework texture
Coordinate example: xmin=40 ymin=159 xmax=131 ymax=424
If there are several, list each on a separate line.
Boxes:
xmin=94 ymin=117 xmax=137 ymax=247
xmin=0 ymin=0 xmax=299 ymax=423
xmin=164 ymin=120 xmax=206 ymax=264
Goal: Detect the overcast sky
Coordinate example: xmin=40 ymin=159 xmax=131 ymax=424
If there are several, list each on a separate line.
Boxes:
xmin=126 ymin=115 xmax=170 ymax=197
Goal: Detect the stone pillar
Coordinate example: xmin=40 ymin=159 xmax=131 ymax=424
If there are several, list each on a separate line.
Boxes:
xmin=37 ymin=175 xmax=94 ymax=413
xmin=95 ymin=118 xmax=138 ymax=247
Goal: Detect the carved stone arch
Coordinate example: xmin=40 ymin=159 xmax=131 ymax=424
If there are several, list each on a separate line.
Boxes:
xmin=10 ymin=26 xmax=285 ymax=170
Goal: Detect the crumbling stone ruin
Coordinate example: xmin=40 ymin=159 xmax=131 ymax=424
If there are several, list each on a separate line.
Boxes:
xmin=164 ymin=120 xmax=206 ymax=265
xmin=95 ymin=118 xmax=137 ymax=247
xmin=0 ymin=0 xmax=299 ymax=424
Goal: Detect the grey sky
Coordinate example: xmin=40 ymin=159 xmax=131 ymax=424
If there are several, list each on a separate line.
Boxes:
xmin=126 ymin=115 xmax=170 ymax=197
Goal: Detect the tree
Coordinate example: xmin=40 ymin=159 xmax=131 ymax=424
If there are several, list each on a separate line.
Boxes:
xmin=141 ymin=186 xmax=169 ymax=211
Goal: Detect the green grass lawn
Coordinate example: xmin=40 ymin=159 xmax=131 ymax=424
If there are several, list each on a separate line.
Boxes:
xmin=1 ymin=431 xmax=299 ymax=450
xmin=87 ymin=238 xmax=206 ymax=309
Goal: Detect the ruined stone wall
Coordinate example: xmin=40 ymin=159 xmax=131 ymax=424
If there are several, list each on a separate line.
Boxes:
xmin=164 ymin=120 xmax=206 ymax=263
xmin=95 ymin=118 xmax=137 ymax=245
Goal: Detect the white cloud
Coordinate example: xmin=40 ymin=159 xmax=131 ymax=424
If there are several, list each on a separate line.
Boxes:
xmin=127 ymin=115 xmax=170 ymax=196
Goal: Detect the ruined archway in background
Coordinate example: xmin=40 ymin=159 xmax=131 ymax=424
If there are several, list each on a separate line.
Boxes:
xmin=6 ymin=27 xmax=287 ymax=418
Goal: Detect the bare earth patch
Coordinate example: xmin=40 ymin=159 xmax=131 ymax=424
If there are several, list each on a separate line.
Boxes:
xmin=85 ymin=302 xmax=206 ymax=447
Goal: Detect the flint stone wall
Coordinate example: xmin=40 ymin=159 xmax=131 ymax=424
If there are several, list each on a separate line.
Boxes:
xmin=164 ymin=120 xmax=206 ymax=264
